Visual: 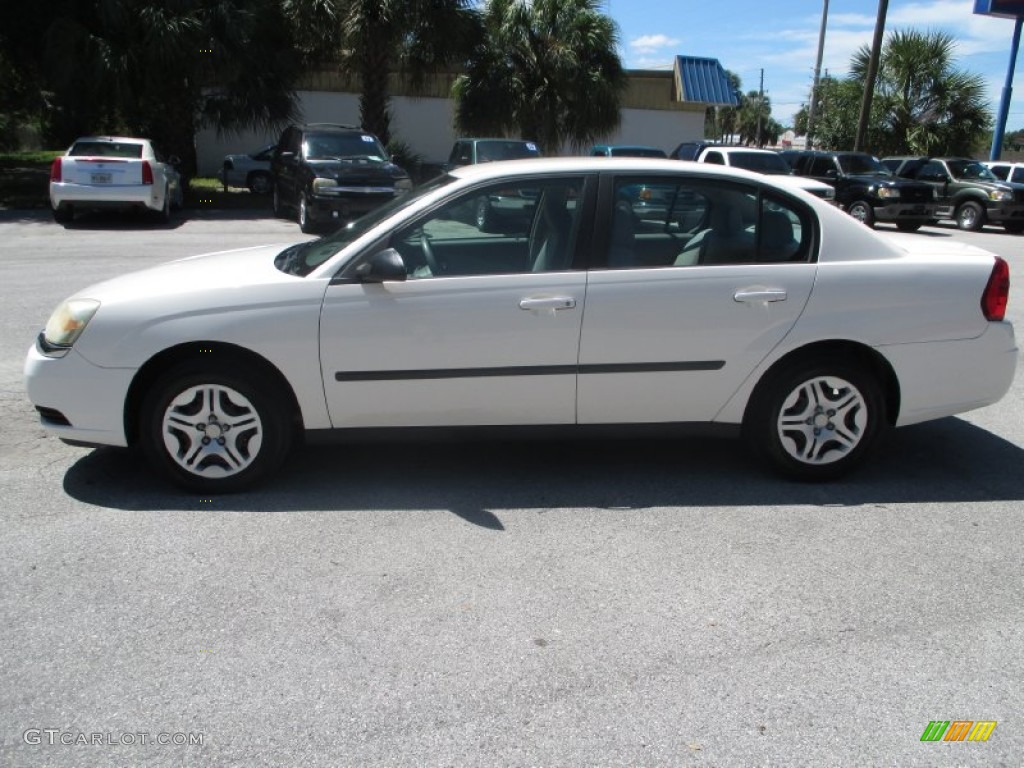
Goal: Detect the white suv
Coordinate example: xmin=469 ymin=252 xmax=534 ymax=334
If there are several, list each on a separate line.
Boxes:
xmin=984 ymin=160 xmax=1024 ymax=184
xmin=697 ymin=146 xmax=837 ymax=204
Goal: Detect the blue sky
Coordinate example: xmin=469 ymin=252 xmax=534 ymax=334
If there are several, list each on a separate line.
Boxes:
xmin=603 ymin=0 xmax=1023 ymax=133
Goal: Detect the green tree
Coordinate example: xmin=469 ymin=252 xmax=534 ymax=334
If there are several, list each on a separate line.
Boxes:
xmin=33 ymin=0 xmax=303 ymax=180
xmin=452 ymin=0 xmax=626 ymax=154
xmin=288 ymin=0 xmax=481 ymax=146
xmin=799 ymin=30 xmax=990 ymax=155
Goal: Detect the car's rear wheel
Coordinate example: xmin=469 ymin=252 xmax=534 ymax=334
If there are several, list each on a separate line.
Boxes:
xmin=248 ymin=172 xmax=272 ymax=195
xmin=956 ymin=201 xmax=985 ymax=231
xmin=896 ymin=221 xmax=922 ymax=232
xmin=745 ymin=356 xmax=886 ymax=480
xmin=52 ymin=204 xmax=73 ymax=224
xmin=272 ymin=183 xmax=287 ymax=218
xmin=846 ymin=200 xmax=875 ymax=228
xmin=141 ymin=361 xmax=292 ymax=493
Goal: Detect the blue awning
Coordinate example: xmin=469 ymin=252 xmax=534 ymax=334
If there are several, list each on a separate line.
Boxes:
xmin=674 ymin=56 xmax=740 ymax=107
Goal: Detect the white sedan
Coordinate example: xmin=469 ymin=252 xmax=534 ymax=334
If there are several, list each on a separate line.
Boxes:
xmin=49 ymin=136 xmax=183 ymax=223
xmin=25 ymin=158 xmax=1017 ymax=492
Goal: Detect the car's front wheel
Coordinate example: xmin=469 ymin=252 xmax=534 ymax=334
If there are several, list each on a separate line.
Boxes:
xmin=298 ymin=193 xmax=315 ymax=233
xmin=745 ymin=356 xmax=886 ymax=480
xmin=846 ymin=200 xmax=875 ymax=228
xmin=141 ymin=362 xmax=292 ymax=493
xmin=956 ymin=201 xmax=985 ymax=231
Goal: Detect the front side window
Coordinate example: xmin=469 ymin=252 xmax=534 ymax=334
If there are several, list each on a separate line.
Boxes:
xmin=391 ymin=177 xmax=586 ymax=278
xmin=604 ymin=177 xmax=813 ymax=269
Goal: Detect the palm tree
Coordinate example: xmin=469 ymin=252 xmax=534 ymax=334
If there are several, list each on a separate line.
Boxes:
xmin=289 ymin=0 xmax=481 ymax=146
xmin=453 ymin=0 xmax=626 ymax=155
xmin=851 ymin=29 xmax=990 ymax=156
xmin=39 ymin=0 xmax=303 ymax=181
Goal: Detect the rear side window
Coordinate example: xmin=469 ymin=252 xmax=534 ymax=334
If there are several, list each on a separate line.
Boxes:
xmin=603 ymin=177 xmax=814 ymax=269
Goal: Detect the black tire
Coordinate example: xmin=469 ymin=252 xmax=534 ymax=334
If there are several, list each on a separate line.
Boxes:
xmin=298 ymin=193 xmax=316 ymax=233
xmin=52 ymin=204 xmax=73 ymax=224
xmin=846 ymin=200 xmax=875 ymax=228
xmin=156 ymin=186 xmax=172 ymax=224
xmin=140 ymin=361 xmax=292 ymax=493
xmin=955 ymin=201 xmax=985 ymax=231
xmin=744 ymin=356 xmax=886 ymax=480
xmin=1002 ymin=221 xmax=1024 ymax=234
xmin=475 ymin=197 xmax=493 ymax=232
xmin=272 ymin=183 xmax=287 ymax=218
xmin=896 ymin=221 xmax=923 ymax=232
xmin=248 ymin=172 xmax=272 ymax=195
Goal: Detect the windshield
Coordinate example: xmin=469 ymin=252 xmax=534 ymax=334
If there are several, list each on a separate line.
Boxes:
xmin=304 ymin=133 xmax=387 ymax=161
xmin=837 ymin=154 xmax=891 ymax=175
xmin=70 ymin=141 xmax=143 ymax=158
xmin=610 ymin=147 xmax=667 ymax=158
xmin=275 ymin=175 xmax=455 ymax=277
xmin=947 ymin=160 xmax=998 ymax=181
xmin=728 ymin=151 xmax=792 ymax=174
xmin=476 ymin=141 xmax=541 ymax=162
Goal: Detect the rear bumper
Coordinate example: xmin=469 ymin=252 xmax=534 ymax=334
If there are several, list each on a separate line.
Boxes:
xmin=882 ymin=322 xmax=1018 ymax=426
xmin=50 ymin=181 xmax=162 ymax=212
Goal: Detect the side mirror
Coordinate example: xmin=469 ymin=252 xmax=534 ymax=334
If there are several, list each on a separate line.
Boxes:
xmin=355 ymin=248 xmax=407 ymax=283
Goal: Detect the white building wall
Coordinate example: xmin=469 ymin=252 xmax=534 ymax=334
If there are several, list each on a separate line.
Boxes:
xmin=195 ymin=91 xmax=707 ymax=175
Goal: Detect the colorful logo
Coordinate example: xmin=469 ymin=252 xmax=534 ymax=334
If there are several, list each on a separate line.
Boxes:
xmin=921 ymin=721 xmax=997 ymax=742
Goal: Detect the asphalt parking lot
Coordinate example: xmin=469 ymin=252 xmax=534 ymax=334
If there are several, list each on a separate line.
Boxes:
xmin=1 ymin=208 xmax=1022 ymax=767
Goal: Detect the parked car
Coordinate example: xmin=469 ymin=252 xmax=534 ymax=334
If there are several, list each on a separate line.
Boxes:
xmin=695 ymin=146 xmax=836 ymax=204
xmin=444 ymin=138 xmax=543 ymax=230
xmin=219 ymin=143 xmax=274 ymax=194
xmin=985 ymin=160 xmax=1024 ymax=184
xmin=49 ymin=136 xmax=183 ymax=224
xmin=590 ymin=145 xmax=667 ymax=158
xmin=883 ymin=156 xmax=1024 ymax=233
xmin=270 ymin=123 xmax=412 ymax=233
xmin=444 ymin=138 xmax=541 ymax=169
xmin=669 ymin=140 xmax=718 ymax=160
xmin=25 ymin=158 xmax=1016 ymax=493
xmin=785 ymin=150 xmax=936 ymax=231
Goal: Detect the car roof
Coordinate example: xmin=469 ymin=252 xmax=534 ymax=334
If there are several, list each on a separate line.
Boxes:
xmin=447 ymin=156 xmax=795 ymax=184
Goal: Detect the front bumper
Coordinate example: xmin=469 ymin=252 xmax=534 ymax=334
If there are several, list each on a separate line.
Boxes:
xmin=24 ymin=341 xmax=135 ymax=447
xmin=872 ymin=201 xmax=938 ymax=223
xmin=307 ymin=191 xmax=397 ymax=225
xmin=984 ymin=202 xmax=1024 ymax=225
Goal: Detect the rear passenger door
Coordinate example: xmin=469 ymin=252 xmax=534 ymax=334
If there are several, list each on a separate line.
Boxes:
xmin=576 ymin=173 xmax=819 ymax=424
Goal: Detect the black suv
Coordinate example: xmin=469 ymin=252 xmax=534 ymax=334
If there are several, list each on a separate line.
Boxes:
xmin=882 ymin=156 xmax=1024 ymax=233
xmin=785 ymin=150 xmax=936 ymax=231
xmin=271 ymin=123 xmax=411 ymax=232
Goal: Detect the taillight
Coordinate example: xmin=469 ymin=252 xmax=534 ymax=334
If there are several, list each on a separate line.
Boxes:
xmin=981 ymin=256 xmax=1010 ymax=321
xmin=141 ymin=161 xmax=154 ymax=185
xmin=50 ymin=157 xmax=62 ymax=182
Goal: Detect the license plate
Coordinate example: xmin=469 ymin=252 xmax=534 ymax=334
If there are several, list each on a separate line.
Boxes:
xmin=91 ymin=173 xmax=112 ymax=184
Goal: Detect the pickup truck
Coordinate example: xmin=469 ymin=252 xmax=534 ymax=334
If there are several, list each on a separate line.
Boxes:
xmin=784 ymin=150 xmax=936 ymax=231
xmin=883 ymin=156 xmax=1024 ymax=232
xmin=49 ymin=136 xmax=183 ymax=224
xmin=694 ymin=146 xmax=836 ymax=204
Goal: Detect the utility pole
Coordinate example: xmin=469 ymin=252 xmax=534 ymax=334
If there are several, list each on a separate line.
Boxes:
xmin=756 ymin=68 xmax=764 ymax=147
xmin=806 ymin=0 xmax=829 ymax=150
xmin=854 ymin=0 xmax=888 ymax=152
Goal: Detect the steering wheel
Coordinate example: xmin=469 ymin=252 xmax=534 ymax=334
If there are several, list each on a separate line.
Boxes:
xmin=420 ymin=232 xmax=440 ymax=274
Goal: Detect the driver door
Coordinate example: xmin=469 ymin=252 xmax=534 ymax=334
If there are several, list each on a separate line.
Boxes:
xmin=318 ymin=177 xmax=591 ymax=428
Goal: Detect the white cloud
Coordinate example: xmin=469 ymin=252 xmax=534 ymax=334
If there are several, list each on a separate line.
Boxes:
xmin=630 ymin=34 xmax=681 ymax=55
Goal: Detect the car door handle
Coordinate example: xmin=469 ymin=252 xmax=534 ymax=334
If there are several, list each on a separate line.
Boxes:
xmin=519 ymin=296 xmax=577 ymax=311
xmin=734 ymin=289 xmax=788 ymax=303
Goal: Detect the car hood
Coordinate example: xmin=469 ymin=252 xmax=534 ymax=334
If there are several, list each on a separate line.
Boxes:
xmin=69 ymin=244 xmax=303 ymax=306
xmin=307 ymin=158 xmax=407 ymax=181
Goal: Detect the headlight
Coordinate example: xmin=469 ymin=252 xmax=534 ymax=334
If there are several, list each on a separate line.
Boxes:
xmin=877 ymin=187 xmax=900 ymax=199
xmin=42 ymin=298 xmax=100 ymax=354
xmin=312 ymin=177 xmax=339 ymax=193
xmin=988 ymin=189 xmax=1011 ymax=202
